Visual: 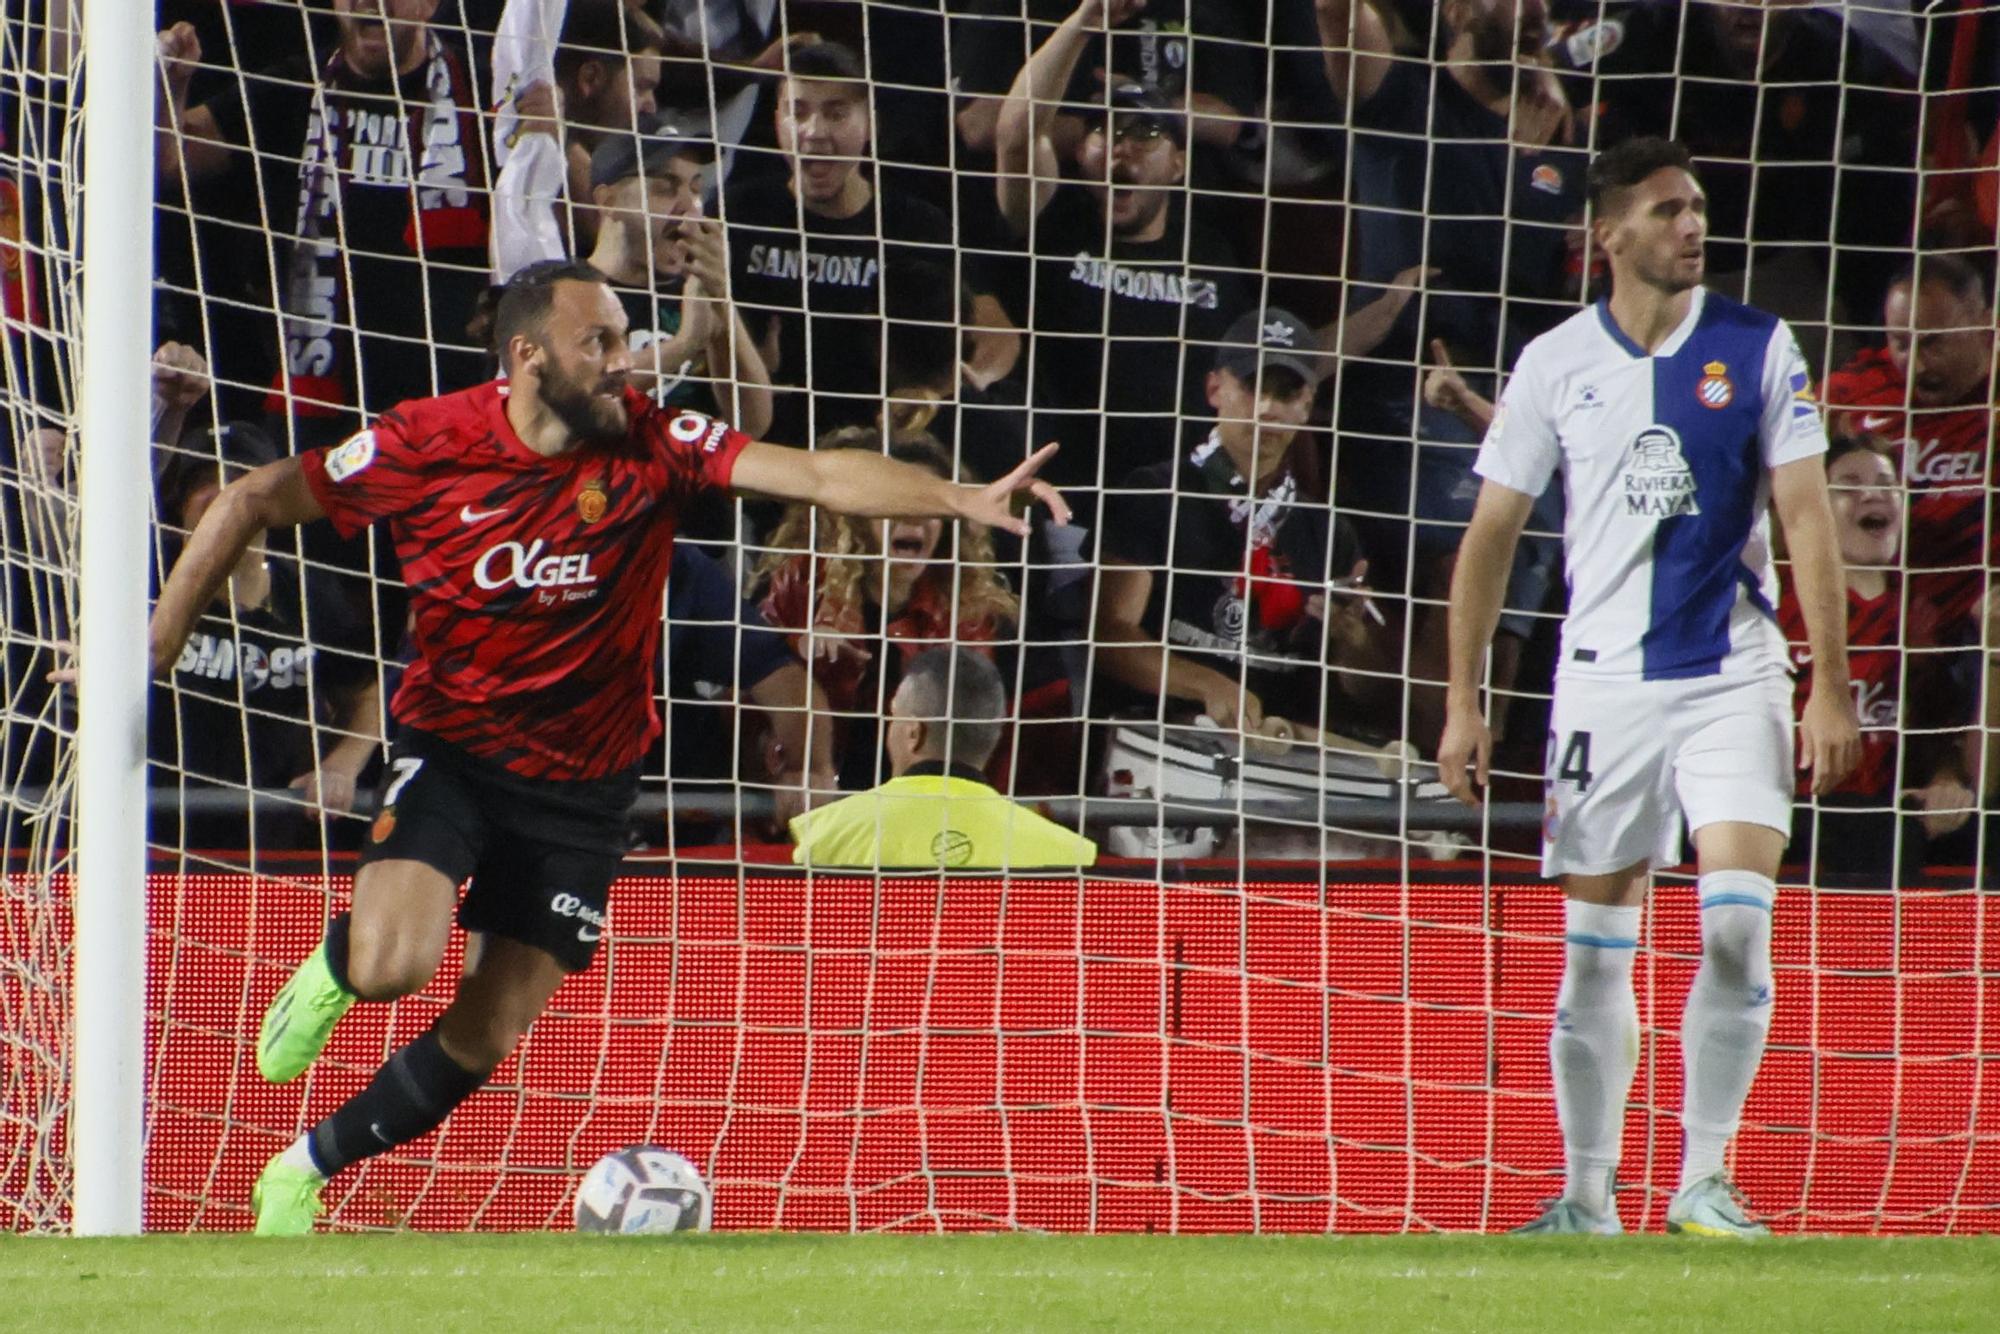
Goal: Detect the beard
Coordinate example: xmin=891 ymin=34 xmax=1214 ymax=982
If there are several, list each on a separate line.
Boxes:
xmin=1464 ymin=10 xmax=1544 ymax=64
xmin=540 ymin=360 xmax=630 ymax=447
xmin=337 ymin=12 xmax=410 ymax=80
xmin=1635 ymin=250 xmax=1704 ymax=296
xmin=1109 ymin=183 xmax=1171 ymax=237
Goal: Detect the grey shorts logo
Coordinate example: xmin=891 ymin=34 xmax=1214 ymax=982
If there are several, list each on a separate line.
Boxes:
xmin=549 ymin=892 xmax=608 ymax=944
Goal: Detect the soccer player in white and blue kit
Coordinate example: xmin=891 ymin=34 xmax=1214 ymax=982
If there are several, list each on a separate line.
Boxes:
xmin=1439 ymin=138 xmax=1862 ymax=1237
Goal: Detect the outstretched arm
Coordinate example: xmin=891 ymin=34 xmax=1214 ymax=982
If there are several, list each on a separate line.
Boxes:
xmin=995 ymin=2 xmax=1136 ymax=235
xmin=1324 ymin=263 xmax=1436 ymax=360
xmin=1437 ymin=480 xmax=1534 ymax=804
xmin=1770 ymin=455 xmax=1861 ymax=794
xmin=156 ymin=23 xmax=234 ymax=184
xmin=1313 ymin=0 xmax=1395 ymax=110
xmin=150 ymin=457 xmax=326 ymax=675
xmin=730 ymin=440 xmax=1070 ymax=537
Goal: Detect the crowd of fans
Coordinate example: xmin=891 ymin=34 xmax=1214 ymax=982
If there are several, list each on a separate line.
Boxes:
xmin=3 ymin=0 xmax=1996 ymax=879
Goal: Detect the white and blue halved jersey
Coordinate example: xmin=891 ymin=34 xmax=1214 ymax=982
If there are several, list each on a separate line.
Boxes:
xmin=1475 ymin=288 xmax=1827 ymax=682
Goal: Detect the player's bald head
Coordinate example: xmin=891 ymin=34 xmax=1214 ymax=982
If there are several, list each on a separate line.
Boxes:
xmin=494 ymin=258 xmax=618 ymax=363
xmin=1884 ymin=253 xmax=1995 ymax=407
xmin=496 ymin=259 xmax=633 ymax=445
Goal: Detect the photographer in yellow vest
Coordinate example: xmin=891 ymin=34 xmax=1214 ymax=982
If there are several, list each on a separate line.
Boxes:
xmin=790 ymin=648 xmax=1097 ymax=870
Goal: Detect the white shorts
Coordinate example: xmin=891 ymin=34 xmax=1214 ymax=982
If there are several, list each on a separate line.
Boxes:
xmin=1541 ymin=671 xmax=1794 ymax=878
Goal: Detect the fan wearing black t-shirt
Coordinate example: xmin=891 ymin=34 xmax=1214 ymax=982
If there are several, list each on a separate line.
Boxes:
xmin=585 ymin=116 xmax=773 ymax=439
xmin=1094 ymin=310 xmax=1392 ymax=743
xmin=661 ymin=544 xmax=838 ymax=836
xmin=1546 ymin=2 xmax=1917 ymax=331
xmin=158 ymin=3 xmax=491 ymax=439
xmin=725 ymin=41 xmax=1021 ymax=445
xmin=953 ymin=0 xmax=1264 ymax=160
xmin=993 ymin=6 xmax=1250 ymax=496
xmin=150 ymin=424 xmax=380 ymax=855
xmin=1322 ymin=0 xmax=1587 ymax=423
xmin=547 ymin=0 xmax=671 ymax=254
xmin=1318 ymin=0 xmax=1581 ymax=749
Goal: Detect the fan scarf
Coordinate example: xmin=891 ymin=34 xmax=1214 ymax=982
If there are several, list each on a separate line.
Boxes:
xmin=268 ymin=33 xmax=485 ymax=417
xmin=1190 ymin=430 xmax=1308 ymax=634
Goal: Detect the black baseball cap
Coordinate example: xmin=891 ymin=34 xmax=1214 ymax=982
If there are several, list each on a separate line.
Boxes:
xmin=155 ymin=421 xmax=281 ymax=521
xmin=1095 ymin=81 xmax=1187 ymax=147
xmin=1213 ymin=308 xmax=1325 ymax=387
xmin=588 ymin=111 xmax=715 ymax=189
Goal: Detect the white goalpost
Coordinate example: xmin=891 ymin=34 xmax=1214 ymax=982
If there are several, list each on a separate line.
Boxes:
xmin=70 ymin=0 xmax=158 ymax=1237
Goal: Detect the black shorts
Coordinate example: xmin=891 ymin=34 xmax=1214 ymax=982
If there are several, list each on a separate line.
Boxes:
xmin=359 ymin=729 xmax=639 ymax=971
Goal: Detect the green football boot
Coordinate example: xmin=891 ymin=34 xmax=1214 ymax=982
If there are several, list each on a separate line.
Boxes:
xmin=256 ymin=941 xmax=355 ymax=1084
xmin=251 ymin=1156 xmax=326 ymax=1237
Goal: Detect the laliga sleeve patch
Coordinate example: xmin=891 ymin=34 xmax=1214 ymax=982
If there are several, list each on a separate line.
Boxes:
xmin=324 ymin=430 xmax=377 ymax=482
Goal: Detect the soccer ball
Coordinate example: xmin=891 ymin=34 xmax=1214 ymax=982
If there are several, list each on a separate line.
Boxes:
xmin=573 ymin=1145 xmax=713 ymax=1235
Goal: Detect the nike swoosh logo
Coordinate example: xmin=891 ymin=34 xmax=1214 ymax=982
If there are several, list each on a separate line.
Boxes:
xmin=460 ymin=504 xmax=508 ymax=523
xmin=1857 ymin=412 xmax=1896 ymax=431
xmin=369 ymin=1121 xmax=394 ymax=1145
xmin=577 ymin=926 xmax=602 ymax=943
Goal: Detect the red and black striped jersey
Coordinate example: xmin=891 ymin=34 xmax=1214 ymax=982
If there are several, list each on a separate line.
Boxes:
xmin=1777 ymin=577 xmax=1934 ymax=799
xmin=298 ymin=381 xmax=748 ymax=780
xmin=1823 ymin=346 xmax=1996 ymax=638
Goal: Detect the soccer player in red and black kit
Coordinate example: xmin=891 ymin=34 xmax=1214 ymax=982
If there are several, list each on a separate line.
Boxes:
xmin=145 ymin=259 xmax=1069 ymax=1235
xmin=1822 ymin=254 xmax=1997 ymax=644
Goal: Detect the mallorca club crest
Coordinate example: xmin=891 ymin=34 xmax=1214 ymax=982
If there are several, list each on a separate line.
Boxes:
xmin=1695 ymin=359 xmax=1734 ymax=409
xmin=1623 ymin=425 xmax=1701 ymax=519
xmin=576 ymin=476 xmax=608 ymax=524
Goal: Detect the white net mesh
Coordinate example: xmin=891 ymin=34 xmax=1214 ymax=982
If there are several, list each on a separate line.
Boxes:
xmin=2 ymin=0 xmax=1998 ymax=1233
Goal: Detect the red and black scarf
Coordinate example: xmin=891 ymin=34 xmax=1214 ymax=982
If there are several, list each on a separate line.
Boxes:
xmin=267 ymin=33 xmax=487 ymax=417
xmin=1190 ymin=430 xmax=1309 ymax=635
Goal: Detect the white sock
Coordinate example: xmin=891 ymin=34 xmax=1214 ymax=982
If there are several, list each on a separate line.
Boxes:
xmin=278 ymin=1133 xmax=326 ymax=1181
xmin=1551 ymin=899 xmax=1643 ymax=1216
xmin=1679 ymin=870 xmax=1777 ymax=1192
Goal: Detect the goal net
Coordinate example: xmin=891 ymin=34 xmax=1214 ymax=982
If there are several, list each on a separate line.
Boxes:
xmin=3 ymin=0 xmax=1997 ymax=1234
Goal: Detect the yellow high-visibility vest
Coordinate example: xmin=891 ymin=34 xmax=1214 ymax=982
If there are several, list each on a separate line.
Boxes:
xmin=790 ymin=765 xmax=1098 ymax=870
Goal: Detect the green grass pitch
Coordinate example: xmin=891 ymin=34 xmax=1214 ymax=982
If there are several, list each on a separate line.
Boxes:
xmin=2 ymin=1234 xmax=1996 ymax=1332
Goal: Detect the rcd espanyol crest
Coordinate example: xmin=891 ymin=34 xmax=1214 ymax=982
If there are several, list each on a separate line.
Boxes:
xmin=1695 ymin=359 xmax=1734 ymax=409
